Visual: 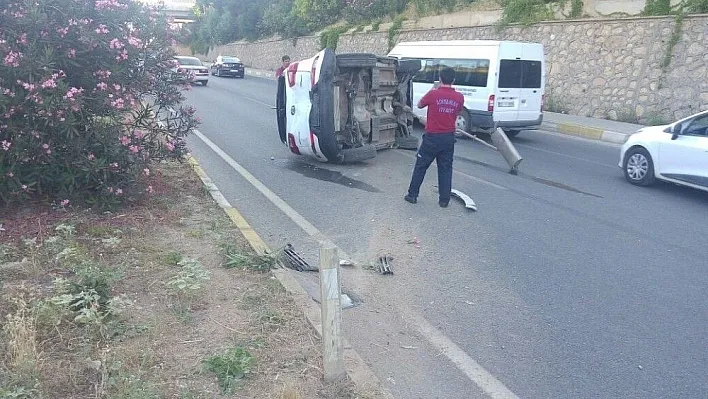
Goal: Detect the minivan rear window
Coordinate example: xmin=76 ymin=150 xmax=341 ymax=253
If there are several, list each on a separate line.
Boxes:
xmin=408 ymin=58 xmax=490 ymax=87
xmin=498 ymin=59 xmax=542 ymax=89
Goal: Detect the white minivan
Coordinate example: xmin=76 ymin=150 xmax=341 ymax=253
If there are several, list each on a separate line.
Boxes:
xmin=388 ymin=40 xmax=546 ymax=137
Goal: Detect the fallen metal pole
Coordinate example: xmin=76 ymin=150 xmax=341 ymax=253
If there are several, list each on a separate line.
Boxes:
xmin=455 ymin=129 xmax=499 ymax=151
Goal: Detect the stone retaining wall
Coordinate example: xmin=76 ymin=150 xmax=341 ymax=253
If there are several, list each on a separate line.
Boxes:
xmin=178 ymin=14 xmax=708 ymax=122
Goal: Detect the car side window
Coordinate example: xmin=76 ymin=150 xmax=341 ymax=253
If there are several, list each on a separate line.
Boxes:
xmin=684 ymin=114 xmax=708 ymax=137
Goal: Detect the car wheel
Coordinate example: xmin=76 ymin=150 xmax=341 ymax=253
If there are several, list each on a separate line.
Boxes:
xmin=623 ymin=147 xmax=655 ymax=186
xmin=455 ymin=109 xmax=471 ymax=138
xmin=201 ymin=81 xmax=208 ymax=86
xmin=505 ymin=130 xmax=520 ymax=138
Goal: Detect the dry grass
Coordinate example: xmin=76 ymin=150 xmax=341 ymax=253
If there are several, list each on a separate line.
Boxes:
xmin=0 ymin=160 xmax=370 ymax=399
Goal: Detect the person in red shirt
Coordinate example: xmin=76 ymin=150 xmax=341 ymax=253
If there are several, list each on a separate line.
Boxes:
xmin=405 ymin=66 xmax=464 ymax=207
xmin=275 ymin=55 xmax=290 ymax=78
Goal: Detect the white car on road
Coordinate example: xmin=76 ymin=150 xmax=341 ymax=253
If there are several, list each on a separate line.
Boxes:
xmin=173 ymin=56 xmax=209 ymax=86
xmin=619 ymin=110 xmax=708 ymax=192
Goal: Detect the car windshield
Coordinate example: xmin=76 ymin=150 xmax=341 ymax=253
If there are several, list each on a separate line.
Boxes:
xmin=176 ymin=57 xmax=202 ymax=66
xmin=222 ymin=57 xmax=240 ymax=63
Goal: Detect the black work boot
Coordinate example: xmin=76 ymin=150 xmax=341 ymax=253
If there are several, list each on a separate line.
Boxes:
xmin=439 ymin=201 xmax=449 ymax=208
xmin=404 ymin=194 xmax=417 ymax=204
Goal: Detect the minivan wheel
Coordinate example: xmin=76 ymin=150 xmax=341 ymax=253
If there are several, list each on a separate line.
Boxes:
xmin=455 ymin=109 xmax=471 ymax=137
xmin=623 ymin=147 xmax=655 ymax=186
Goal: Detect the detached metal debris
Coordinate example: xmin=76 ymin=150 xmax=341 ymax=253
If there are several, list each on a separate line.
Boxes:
xmin=281 ymin=244 xmax=319 ymax=272
xmin=376 ymin=255 xmax=394 ymax=275
xmin=451 ymin=189 xmax=477 ymax=211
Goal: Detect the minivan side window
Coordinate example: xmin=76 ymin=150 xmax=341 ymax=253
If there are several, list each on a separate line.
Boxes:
xmin=498 ymin=59 xmax=542 ymax=89
xmin=409 ymin=59 xmax=438 ymax=84
xmin=439 ymin=59 xmax=490 ymax=87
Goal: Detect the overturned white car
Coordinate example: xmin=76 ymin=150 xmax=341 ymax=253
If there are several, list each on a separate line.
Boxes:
xmin=275 ymin=49 xmax=421 ymax=163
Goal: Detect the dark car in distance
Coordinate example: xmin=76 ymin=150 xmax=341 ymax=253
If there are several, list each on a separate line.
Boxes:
xmin=210 ymin=56 xmax=245 ymax=78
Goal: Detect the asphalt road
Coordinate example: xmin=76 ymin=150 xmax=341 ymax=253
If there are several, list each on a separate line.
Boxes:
xmin=181 ymin=75 xmax=708 ymax=399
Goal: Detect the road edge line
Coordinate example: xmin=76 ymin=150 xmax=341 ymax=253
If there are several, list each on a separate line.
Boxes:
xmin=185 ymin=155 xmax=395 ymax=399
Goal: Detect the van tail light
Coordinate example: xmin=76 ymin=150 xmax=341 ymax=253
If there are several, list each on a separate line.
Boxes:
xmin=287 ymin=133 xmax=300 ymax=155
xmin=487 ymin=94 xmax=495 ymax=112
xmin=287 ymin=62 xmax=298 ymax=87
xmin=541 ymin=94 xmax=545 ymax=111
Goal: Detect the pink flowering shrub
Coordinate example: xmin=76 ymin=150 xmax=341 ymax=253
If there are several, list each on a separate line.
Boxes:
xmin=0 ymin=0 xmax=199 ymax=208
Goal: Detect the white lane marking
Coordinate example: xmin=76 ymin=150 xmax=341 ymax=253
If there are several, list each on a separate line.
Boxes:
xmin=240 ymin=95 xmax=274 ymax=108
xmin=405 ymin=310 xmax=520 ymax=399
xmin=192 ymin=129 xmax=326 ymax=242
xmin=192 ymin=128 xmax=520 ymax=399
xmin=515 ymin=142 xmax=617 ymax=169
xmin=394 ymin=150 xmax=508 ymax=190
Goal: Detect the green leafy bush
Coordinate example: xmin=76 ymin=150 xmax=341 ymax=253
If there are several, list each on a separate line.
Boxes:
xmin=0 ymin=0 xmax=199 ymax=208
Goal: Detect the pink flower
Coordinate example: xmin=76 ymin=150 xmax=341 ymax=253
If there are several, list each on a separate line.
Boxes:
xmin=7 ymin=172 xmax=14 ymax=177
xmin=64 ymin=87 xmax=83 ymax=100
xmin=1 ymin=140 xmax=11 ymax=151
xmin=115 ymin=188 xmax=123 ymax=195
xmin=110 ymin=98 xmax=125 ymax=109
xmin=165 ymin=142 xmax=175 ymax=152
xmin=41 ymin=78 xmax=57 ymax=89
xmin=146 ymin=185 xmax=154 ymax=194
xmin=95 ymin=24 xmax=109 ymax=34
xmin=110 ymin=162 xmax=119 ymax=168
xmin=17 ymin=33 xmax=27 ymax=45
xmin=42 ymin=144 xmax=49 ymax=149
xmin=129 ymin=145 xmax=139 ymax=153
xmin=22 ymin=185 xmax=28 ymax=191
xmin=88 ymin=153 xmax=95 ymax=160
xmin=120 ymin=136 xmax=130 ymax=145
xmin=56 ymin=27 xmax=70 ymax=37
xmin=109 ymin=38 xmax=123 ymax=49
xmin=143 ymin=168 xmax=150 ymax=176
xmin=127 ymin=36 xmax=142 ymax=47
xmin=60 ymin=199 xmax=70 ymax=207
xmin=67 ymin=49 xmax=76 ymax=58
xmin=97 ymin=82 xmax=108 ymax=91
xmin=4 ymin=51 xmax=22 ymax=67
xmin=134 ymin=129 xmax=143 ymax=139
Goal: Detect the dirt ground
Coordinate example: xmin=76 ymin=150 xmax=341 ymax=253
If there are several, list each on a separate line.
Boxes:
xmin=0 ymin=160 xmax=366 ymax=399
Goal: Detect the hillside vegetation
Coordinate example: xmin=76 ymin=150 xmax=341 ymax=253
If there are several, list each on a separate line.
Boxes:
xmin=183 ymin=0 xmax=708 ymax=54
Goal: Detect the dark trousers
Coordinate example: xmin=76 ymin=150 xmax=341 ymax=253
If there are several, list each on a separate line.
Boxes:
xmin=407 ymin=132 xmax=455 ymax=204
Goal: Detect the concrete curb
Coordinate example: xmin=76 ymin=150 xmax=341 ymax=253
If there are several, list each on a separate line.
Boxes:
xmin=243 ymin=66 xmax=632 ymax=145
xmin=540 ymin=120 xmax=631 ymax=144
xmin=185 ymin=156 xmax=394 ymax=399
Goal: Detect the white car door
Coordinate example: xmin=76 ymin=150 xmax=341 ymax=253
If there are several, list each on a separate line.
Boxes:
xmin=658 ymin=113 xmax=708 ymax=187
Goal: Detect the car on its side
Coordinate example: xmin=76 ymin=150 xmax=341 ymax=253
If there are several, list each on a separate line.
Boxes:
xmin=619 ymin=110 xmax=708 ymax=192
xmin=210 ymin=56 xmax=245 ymax=78
xmin=275 ymin=49 xmax=420 ymax=163
xmin=173 ymin=56 xmax=209 ymax=86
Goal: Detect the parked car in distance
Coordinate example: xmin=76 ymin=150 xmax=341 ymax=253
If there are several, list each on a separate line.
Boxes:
xmin=619 ymin=110 xmax=708 ymax=192
xmin=174 ymin=56 xmax=209 ymax=86
xmin=210 ymin=56 xmax=245 ymax=78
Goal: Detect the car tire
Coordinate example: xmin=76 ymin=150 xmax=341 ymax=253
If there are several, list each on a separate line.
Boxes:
xmin=505 ymin=130 xmax=520 ymax=138
xmin=455 ymin=108 xmax=471 ymax=138
xmin=340 ymin=144 xmax=377 ymax=163
xmin=201 ymin=81 xmax=208 ymax=86
xmin=623 ymin=146 xmax=655 ymax=186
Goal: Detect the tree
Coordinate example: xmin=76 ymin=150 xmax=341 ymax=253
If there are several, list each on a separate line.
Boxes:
xmin=0 ymin=0 xmax=199 ymax=208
